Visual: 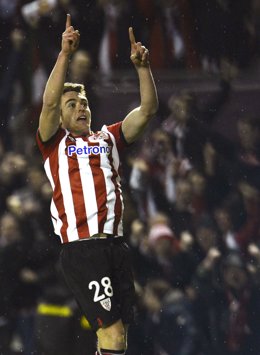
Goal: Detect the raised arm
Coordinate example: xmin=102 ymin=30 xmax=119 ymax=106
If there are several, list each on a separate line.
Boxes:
xmin=122 ymin=28 xmax=158 ymax=144
xmin=39 ymin=14 xmax=80 ymax=142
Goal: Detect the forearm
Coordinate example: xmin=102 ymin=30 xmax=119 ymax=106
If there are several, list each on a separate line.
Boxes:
xmin=121 ymin=27 xmax=158 ymax=143
xmin=137 ymin=66 xmax=158 ymax=117
xmin=38 ymin=14 xmax=79 ymax=141
xmin=42 ymin=51 xmax=70 ymax=107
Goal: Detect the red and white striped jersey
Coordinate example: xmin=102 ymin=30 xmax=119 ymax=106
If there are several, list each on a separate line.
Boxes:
xmin=36 ymin=122 xmax=127 ymax=243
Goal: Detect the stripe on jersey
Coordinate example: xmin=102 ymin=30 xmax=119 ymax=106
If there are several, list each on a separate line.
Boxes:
xmin=51 ymin=135 xmax=69 ymax=243
xmin=58 ymin=136 xmax=79 ymax=241
xmin=103 ymin=126 xmax=124 ymax=235
xmin=45 ymin=140 xmax=69 ymax=243
xmin=85 ymin=140 xmax=109 ymax=233
xmin=76 ymin=139 xmax=99 ymax=236
xmin=98 ymin=139 xmax=116 ymax=233
xmin=67 ymin=141 xmax=90 ymax=238
xmin=44 ymin=158 xmax=63 ymax=241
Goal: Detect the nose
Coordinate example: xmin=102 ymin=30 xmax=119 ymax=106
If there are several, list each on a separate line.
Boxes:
xmin=78 ymin=103 xmax=86 ymax=112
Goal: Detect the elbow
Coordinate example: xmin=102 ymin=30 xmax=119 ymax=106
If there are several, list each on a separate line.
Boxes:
xmin=149 ymin=101 xmax=159 ymax=116
xmin=151 ymin=102 xmax=159 ymax=116
xmin=142 ymin=106 xmax=158 ymax=119
xmin=141 ymin=101 xmax=159 ymax=118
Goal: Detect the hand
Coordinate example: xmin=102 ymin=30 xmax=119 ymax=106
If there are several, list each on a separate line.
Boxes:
xmin=10 ymin=29 xmax=25 ymax=51
xmin=248 ymin=243 xmax=260 ymax=260
xmin=207 ymin=247 xmax=221 ymax=262
xmin=203 ymin=142 xmax=216 ymax=163
xmin=133 ymin=158 xmax=148 ymax=172
xmin=238 ymin=181 xmax=259 ymax=201
xmin=129 ymin=27 xmax=149 ymax=68
xmin=131 ymin=219 xmax=145 ymax=236
xmin=203 ymin=247 xmax=221 ymax=270
xmin=20 ymin=268 xmax=38 ymax=283
xmin=179 ymin=231 xmax=194 ymax=252
xmin=39 ymin=0 xmax=55 ymax=15
xmin=61 ymin=14 xmax=80 ymax=56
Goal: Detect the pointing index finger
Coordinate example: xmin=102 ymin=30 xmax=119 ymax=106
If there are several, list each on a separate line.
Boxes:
xmin=66 ymin=14 xmax=71 ymax=29
xmin=129 ymin=27 xmax=136 ymax=45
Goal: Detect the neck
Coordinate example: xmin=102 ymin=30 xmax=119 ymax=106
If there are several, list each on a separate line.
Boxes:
xmin=70 ymin=128 xmax=92 ymax=137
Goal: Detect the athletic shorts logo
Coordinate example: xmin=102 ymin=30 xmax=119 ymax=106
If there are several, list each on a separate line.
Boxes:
xmin=100 ymin=298 xmax=111 ymax=311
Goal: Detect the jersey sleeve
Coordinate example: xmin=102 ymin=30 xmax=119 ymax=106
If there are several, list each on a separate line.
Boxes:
xmin=105 ymin=121 xmax=129 ymax=152
xmin=36 ymin=127 xmax=66 ymax=161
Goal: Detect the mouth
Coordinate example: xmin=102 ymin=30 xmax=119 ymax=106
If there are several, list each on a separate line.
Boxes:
xmin=77 ymin=115 xmax=87 ymax=122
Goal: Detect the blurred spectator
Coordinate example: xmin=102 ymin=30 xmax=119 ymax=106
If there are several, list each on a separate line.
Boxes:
xmin=130 ymin=129 xmax=177 ymax=221
xmin=247 ymin=242 xmax=260 ymax=287
xmin=130 ymin=0 xmax=199 ymax=69
xmin=147 ymin=217 xmax=180 ymax=284
xmin=6 ymin=165 xmax=53 ymax=242
xmin=132 ymin=279 xmax=202 ymax=355
xmin=158 ymin=0 xmax=200 ymax=69
xmin=162 ymin=76 xmax=231 ymax=170
xmin=159 ymin=0 xmax=186 ymax=67
xmin=98 ymin=0 xmax=130 ymax=75
xmin=0 ymin=212 xmax=38 ymax=354
xmin=190 ymin=0 xmax=256 ymax=72
xmin=235 ymin=115 xmax=260 ymax=186
xmin=129 ymin=214 xmax=175 ymax=286
xmin=22 ymin=0 xmax=71 ymax=73
xmin=213 ymin=188 xmax=260 ymax=254
xmin=168 ymin=178 xmax=194 ymax=237
xmin=24 ymin=0 xmax=106 ymax=72
xmin=193 ymin=214 xmax=225 ymax=261
xmin=131 ymin=0 xmax=167 ymax=69
xmin=188 ymin=170 xmax=209 ymax=221
xmin=0 ymin=152 xmax=27 ymax=214
xmin=203 ymin=115 xmax=260 ymax=200
xmin=68 ymin=50 xmax=92 ymax=84
xmin=204 ymin=115 xmax=258 ymax=180
xmin=157 ymin=287 xmax=203 ymax=355
xmin=73 ymin=0 xmax=105 ymax=69
xmin=0 ymin=0 xmax=21 ymax=80
xmin=191 ymin=251 xmax=260 ymax=355
xmin=0 ymin=27 xmax=32 ymax=148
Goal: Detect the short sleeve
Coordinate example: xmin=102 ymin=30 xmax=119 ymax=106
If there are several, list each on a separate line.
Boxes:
xmin=36 ymin=127 xmax=66 ymax=161
xmin=105 ymin=121 xmax=129 ymax=152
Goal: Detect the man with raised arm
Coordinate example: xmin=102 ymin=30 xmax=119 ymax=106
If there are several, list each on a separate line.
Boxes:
xmin=36 ymin=14 xmax=158 ymax=355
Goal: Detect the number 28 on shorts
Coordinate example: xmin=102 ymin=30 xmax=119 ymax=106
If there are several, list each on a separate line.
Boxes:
xmin=88 ymin=276 xmax=113 ymax=311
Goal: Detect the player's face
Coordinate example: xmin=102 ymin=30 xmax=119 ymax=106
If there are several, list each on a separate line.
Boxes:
xmin=61 ymin=91 xmax=91 ymax=135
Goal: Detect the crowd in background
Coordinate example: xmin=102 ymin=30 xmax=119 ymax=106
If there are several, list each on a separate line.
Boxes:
xmin=1 ymin=0 xmax=260 ymax=354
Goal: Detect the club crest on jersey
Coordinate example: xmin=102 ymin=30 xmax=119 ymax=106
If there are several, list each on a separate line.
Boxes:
xmin=88 ymin=131 xmax=109 ymax=143
xmin=100 ymin=298 xmax=111 ymax=311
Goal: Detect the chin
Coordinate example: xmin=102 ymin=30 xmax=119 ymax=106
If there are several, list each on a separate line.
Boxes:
xmin=76 ymin=127 xmax=91 ymax=136
xmin=82 ymin=129 xmax=91 ymax=136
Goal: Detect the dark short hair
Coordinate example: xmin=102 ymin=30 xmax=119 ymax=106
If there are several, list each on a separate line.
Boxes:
xmin=63 ymin=82 xmax=86 ymax=97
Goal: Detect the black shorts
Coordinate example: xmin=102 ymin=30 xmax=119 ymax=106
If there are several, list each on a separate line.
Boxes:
xmin=59 ymin=237 xmax=135 ymax=331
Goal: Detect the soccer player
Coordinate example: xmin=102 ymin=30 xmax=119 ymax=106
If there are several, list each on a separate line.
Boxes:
xmin=36 ymin=14 xmax=158 ymax=355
